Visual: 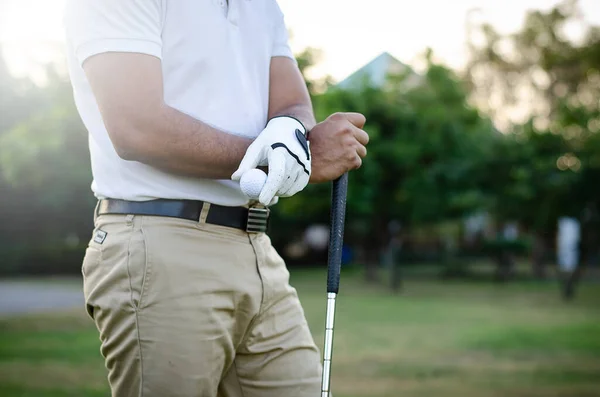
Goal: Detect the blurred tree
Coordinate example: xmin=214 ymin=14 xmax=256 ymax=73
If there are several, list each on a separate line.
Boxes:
xmin=295 ymin=47 xmax=334 ymax=96
xmin=276 ymin=52 xmax=496 ymax=282
xmin=465 ymin=0 xmax=600 ymax=127
xmin=0 ymin=50 xmax=92 ymax=275
xmin=465 ymin=0 xmax=600 ymax=278
xmin=479 ymin=122 xmax=579 ymax=279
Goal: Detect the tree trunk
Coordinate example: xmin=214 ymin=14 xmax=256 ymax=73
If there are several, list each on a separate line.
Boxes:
xmin=389 ymin=237 xmax=403 ymax=293
xmin=531 ymin=232 xmax=547 ymax=279
xmin=365 ymin=253 xmax=379 ymax=283
xmin=494 ymin=250 xmax=515 ymax=282
xmin=560 ymin=268 xmax=583 ymax=301
xmin=364 ymin=217 xmax=387 ymax=284
xmin=560 ymin=233 xmax=589 ymax=301
xmin=382 ymin=235 xmax=403 ymax=293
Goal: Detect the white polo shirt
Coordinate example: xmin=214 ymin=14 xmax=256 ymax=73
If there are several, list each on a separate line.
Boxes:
xmin=63 ymin=0 xmax=295 ymax=206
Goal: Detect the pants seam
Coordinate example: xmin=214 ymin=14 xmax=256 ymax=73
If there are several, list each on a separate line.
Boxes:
xmin=124 ymin=218 xmax=145 ymax=397
xmin=249 ymin=234 xmax=265 ymax=314
xmin=241 ymin=234 xmax=264 ymax=349
xmin=233 ymin=360 xmax=246 ymax=397
xmin=134 ymin=309 xmax=145 ymax=397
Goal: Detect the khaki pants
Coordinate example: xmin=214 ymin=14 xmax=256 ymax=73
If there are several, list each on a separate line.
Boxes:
xmin=82 ymin=211 xmax=323 ymax=397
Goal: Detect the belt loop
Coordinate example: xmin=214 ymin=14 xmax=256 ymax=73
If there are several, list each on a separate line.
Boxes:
xmin=93 ymin=201 xmax=100 ymax=224
xmin=199 ymin=202 xmax=211 ymax=223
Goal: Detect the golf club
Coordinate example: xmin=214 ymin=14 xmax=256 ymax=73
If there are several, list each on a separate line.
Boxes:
xmin=321 ymin=172 xmax=349 ymax=397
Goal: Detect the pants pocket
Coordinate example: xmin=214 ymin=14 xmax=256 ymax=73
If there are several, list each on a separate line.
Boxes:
xmin=82 ymin=215 xmax=149 ymax=319
xmin=81 ymin=245 xmax=101 ymax=319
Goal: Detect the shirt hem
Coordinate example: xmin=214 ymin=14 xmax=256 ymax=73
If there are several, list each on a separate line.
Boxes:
xmin=76 ymin=38 xmax=162 ymax=67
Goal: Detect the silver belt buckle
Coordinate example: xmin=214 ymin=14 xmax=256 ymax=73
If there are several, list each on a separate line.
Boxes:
xmin=246 ymin=205 xmax=270 ymax=233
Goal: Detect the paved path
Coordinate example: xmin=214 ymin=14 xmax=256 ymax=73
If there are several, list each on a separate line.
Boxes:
xmin=0 ymin=279 xmax=84 ymax=316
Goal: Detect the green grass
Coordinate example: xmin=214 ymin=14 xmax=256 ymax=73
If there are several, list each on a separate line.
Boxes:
xmin=1 ymin=269 xmax=600 ymax=397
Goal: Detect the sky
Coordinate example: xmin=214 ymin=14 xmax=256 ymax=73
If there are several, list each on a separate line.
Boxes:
xmin=0 ymin=0 xmax=599 ymax=84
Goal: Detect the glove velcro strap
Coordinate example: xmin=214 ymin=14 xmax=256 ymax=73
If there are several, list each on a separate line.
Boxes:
xmin=267 ymin=115 xmax=307 ymax=136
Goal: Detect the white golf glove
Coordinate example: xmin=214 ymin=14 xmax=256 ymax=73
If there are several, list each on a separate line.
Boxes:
xmin=232 ymin=116 xmax=311 ymax=206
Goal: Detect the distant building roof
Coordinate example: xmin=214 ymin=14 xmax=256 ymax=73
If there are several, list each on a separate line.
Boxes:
xmin=335 ymin=52 xmax=421 ymax=91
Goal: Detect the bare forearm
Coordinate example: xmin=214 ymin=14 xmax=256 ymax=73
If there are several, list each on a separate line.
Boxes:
xmin=270 ymin=103 xmax=317 ymax=132
xmin=126 ymin=105 xmax=253 ymax=179
xmin=142 ymin=103 xmax=316 ymax=180
xmin=267 ymin=57 xmax=316 ymax=132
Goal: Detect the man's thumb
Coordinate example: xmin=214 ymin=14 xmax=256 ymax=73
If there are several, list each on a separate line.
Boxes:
xmin=232 ymin=146 xmax=261 ymax=181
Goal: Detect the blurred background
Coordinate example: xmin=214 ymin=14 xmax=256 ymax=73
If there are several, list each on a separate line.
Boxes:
xmin=1 ymin=0 xmax=600 ymax=396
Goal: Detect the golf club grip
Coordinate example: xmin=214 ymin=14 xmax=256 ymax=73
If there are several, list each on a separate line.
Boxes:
xmin=327 ymin=173 xmax=348 ymax=294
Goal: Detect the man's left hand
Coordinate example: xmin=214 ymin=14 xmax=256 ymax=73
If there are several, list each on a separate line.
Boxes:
xmin=232 ymin=116 xmax=311 ymax=206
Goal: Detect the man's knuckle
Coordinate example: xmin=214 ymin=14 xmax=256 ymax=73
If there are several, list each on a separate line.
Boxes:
xmin=330 ymin=112 xmax=343 ymax=121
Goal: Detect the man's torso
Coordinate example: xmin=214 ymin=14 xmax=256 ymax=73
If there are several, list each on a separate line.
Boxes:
xmin=65 ymin=0 xmax=292 ymax=206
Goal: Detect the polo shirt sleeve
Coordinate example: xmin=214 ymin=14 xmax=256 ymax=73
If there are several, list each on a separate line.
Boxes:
xmin=270 ymin=1 xmax=296 ymax=62
xmin=63 ymin=0 xmax=163 ymax=67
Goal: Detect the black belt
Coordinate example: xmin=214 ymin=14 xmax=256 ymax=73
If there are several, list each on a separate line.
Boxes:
xmin=96 ymin=199 xmax=270 ymax=233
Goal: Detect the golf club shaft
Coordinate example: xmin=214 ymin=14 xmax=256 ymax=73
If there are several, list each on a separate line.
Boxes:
xmin=321 ymin=173 xmax=349 ymax=397
xmin=321 ymin=292 xmax=337 ymax=397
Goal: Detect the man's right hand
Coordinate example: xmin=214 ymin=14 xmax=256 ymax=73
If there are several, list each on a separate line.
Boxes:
xmin=308 ymin=112 xmax=369 ymax=183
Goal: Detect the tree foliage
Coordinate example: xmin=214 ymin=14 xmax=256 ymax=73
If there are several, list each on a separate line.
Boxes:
xmin=274 ymin=54 xmax=497 ymax=265
xmin=466 ymin=0 xmax=600 ymax=127
xmin=465 ymin=0 xmax=600 ymax=230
